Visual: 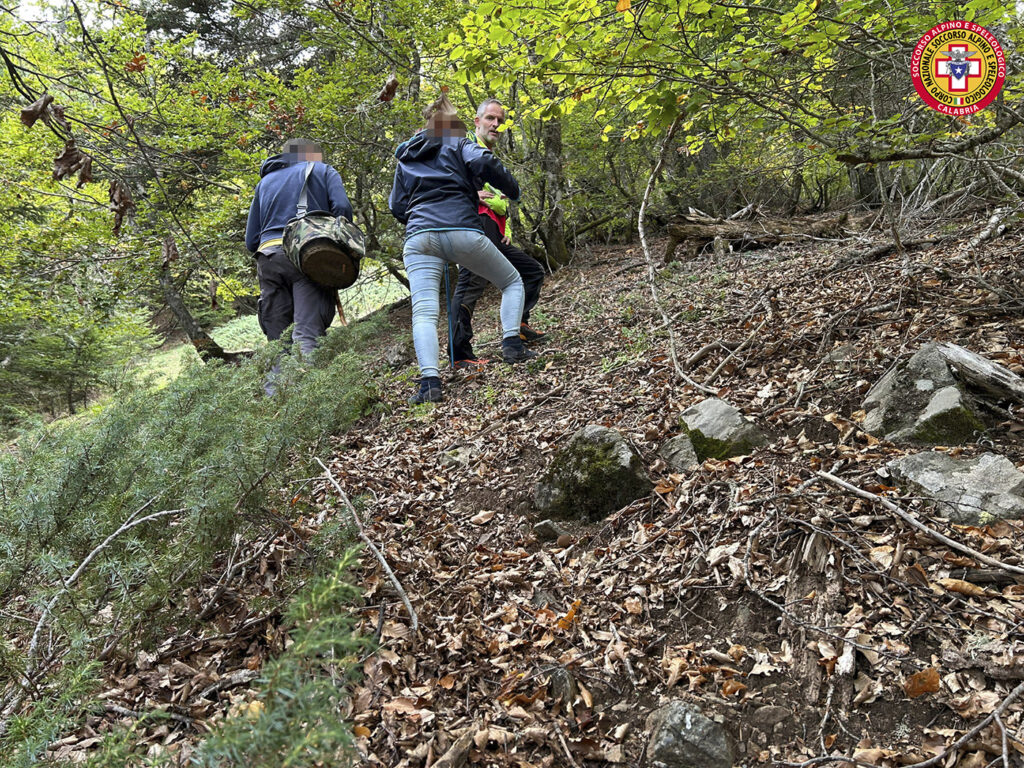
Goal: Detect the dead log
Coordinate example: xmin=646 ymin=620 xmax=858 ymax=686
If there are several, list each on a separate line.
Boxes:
xmin=835 ymin=236 xmax=948 ymax=268
xmin=664 ymin=212 xmax=849 ymax=262
xmin=936 ymin=342 xmax=1024 ymax=404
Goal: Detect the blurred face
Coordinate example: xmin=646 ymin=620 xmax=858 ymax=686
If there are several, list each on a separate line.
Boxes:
xmin=284 ymin=150 xmax=322 ymax=162
xmin=474 ymin=102 xmax=505 ymax=148
xmin=426 ymin=113 xmax=467 ymax=139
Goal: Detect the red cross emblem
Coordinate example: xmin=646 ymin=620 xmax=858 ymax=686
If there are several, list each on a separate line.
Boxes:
xmin=934 ymin=44 xmax=982 ymax=92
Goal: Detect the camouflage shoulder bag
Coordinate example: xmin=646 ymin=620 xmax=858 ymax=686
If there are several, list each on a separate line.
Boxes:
xmin=283 ymin=162 xmax=365 ymax=289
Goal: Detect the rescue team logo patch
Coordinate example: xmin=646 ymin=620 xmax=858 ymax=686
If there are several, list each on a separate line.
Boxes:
xmin=911 ymin=21 xmax=1005 ymax=115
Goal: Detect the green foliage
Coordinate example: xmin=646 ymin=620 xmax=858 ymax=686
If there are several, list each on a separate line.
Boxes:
xmin=193 ymin=551 xmax=365 ymax=768
xmin=0 ymin=320 xmax=379 ymax=765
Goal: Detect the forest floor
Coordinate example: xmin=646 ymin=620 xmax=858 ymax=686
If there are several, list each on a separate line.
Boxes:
xmin=75 ymin=220 xmax=1024 ymax=767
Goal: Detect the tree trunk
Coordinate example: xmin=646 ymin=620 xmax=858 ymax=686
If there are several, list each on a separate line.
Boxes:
xmin=537 ymin=113 xmax=570 ymax=270
xmin=159 ymin=236 xmax=239 ymax=363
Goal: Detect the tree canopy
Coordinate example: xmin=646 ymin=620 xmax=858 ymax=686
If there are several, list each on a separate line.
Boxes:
xmin=1 ymin=0 xmax=1023 ymax=419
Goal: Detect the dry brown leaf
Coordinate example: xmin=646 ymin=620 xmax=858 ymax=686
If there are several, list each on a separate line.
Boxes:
xmin=904 ymin=667 xmax=940 ymax=698
xmin=353 ymin=725 xmax=371 ymax=738
xmin=623 ymin=597 xmax=643 ymax=614
xmin=665 ymin=658 xmax=687 ymax=689
xmin=854 ymin=672 xmax=882 ymax=704
xmin=470 ymin=509 xmax=495 ymax=525
xmin=721 ymin=679 xmax=747 ymax=697
xmin=852 ymin=747 xmax=891 ymax=764
xmin=438 ymin=675 xmax=456 ymax=690
xmin=936 ymin=578 xmax=987 ymax=597
xmin=727 ymin=644 xmax=746 ymax=662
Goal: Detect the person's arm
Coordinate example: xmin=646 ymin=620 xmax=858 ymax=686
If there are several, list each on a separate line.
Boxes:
xmin=244 ymin=186 xmax=261 ymax=253
xmin=324 ymin=165 xmax=354 ymax=222
xmin=481 ymin=183 xmax=509 ymax=217
xmin=462 ymin=141 xmax=520 ymax=202
xmin=388 ymin=165 xmax=410 ymax=224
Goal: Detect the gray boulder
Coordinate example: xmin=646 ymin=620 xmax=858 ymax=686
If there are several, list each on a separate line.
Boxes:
xmin=659 ymin=434 xmax=700 ymax=472
xmin=862 ymin=343 xmax=1024 ymax=444
xmin=534 ymin=425 xmax=652 ymax=521
xmin=645 ymin=700 xmax=733 ymax=768
xmin=887 ymin=451 xmax=1024 ymax=524
xmin=679 ymin=398 xmax=766 ymax=461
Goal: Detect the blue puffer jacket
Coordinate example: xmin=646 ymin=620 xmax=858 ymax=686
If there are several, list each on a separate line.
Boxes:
xmin=388 ymin=132 xmax=520 ymax=238
xmin=245 ymin=156 xmax=354 ymax=253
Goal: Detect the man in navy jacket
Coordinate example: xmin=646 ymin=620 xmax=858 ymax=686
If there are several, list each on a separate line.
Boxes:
xmin=245 ymin=138 xmax=353 ymax=392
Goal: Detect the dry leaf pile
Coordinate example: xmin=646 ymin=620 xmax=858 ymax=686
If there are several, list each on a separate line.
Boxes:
xmin=72 ymin=224 xmax=1024 ymax=766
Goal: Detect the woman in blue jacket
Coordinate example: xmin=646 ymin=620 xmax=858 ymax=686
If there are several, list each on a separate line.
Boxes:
xmin=389 ymin=96 xmax=534 ymax=404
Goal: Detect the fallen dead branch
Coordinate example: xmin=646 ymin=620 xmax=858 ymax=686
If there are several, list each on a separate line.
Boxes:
xmin=665 ymin=211 xmax=849 ymax=262
xmin=901 ymin=680 xmax=1024 ymax=768
xmin=817 ymin=471 xmax=1024 ymax=577
xmin=316 ymin=457 xmax=419 ymax=633
xmin=967 ymin=206 xmax=1011 ymax=251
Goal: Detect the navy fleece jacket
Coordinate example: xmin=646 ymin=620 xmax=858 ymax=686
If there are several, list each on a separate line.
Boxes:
xmin=388 ymin=133 xmax=520 ymax=238
xmin=245 ymin=156 xmax=353 ymax=254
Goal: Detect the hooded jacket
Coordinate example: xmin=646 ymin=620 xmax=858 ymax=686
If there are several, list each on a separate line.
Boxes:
xmin=388 ymin=132 xmax=520 ymax=238
xmin=245 ymin=155 xmax=353 ymax=254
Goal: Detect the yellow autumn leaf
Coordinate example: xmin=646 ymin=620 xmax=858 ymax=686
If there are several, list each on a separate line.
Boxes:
xmin=616 ymin=0 xmax=631 ymax=10
xmin=556 ymin=599 xmax=582 ymax=630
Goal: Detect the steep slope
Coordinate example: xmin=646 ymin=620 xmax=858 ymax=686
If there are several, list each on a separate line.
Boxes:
xmin=59 ymin=228 xmax=1024 ymax=767
xmin=318 ymin=232 xmax=1024 ymax=767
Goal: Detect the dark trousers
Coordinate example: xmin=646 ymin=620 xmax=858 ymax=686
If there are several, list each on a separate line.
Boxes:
xmin=451 ymin=215 xmax=545 ymax=361
xmin=256 ymin=246 xmax=335 ymax=356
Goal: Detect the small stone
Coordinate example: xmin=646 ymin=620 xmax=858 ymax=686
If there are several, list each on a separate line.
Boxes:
xmin=533 ymin=519 xmax=568 ymax=542
xmin=861 ymin=342 xmax=1013 ymax=445
xmin=548 ymin=666 xmax=577 ymax=703
xmin=659 ymin=434 xmax=700 ymax=472
xmin=383 ymin=340 xmax=413 ymax=369
xmin=749 ymin=705 xmax=792 ymax=731
xmin=534 ymin=425 xmax=653 ymax=521
xmin=646 ymin=700 xmax=733 ymax=768
xmin=555 ymin=534 xmax=573 ymax=548
xmin=679 ymin=398 xmax=766 ymax=461
xmin=531 ymin=589 xmax=560 ymax=610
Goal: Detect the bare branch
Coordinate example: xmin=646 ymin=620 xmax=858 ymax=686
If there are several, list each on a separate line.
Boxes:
xmin=316 ymin=457 xmax=418 ymax=633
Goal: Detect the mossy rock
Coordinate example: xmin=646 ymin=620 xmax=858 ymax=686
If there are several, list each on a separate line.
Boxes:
xmin=534 ymin=425 xmax=652 ymax=521
xmin=679 ymin=398 xmax=766 ymax=461
xmin=863 ymin=344 xmax=991 ymax=445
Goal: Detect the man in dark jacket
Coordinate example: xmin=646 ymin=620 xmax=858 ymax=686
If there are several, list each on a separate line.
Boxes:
xmin=450 ymin=98 xmax=547 ymax=368
xmin=245 ymin=138 xmax=353 ymax=392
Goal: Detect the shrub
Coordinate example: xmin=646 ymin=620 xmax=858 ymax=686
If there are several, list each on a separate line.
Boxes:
xmin=0 ymin=320 xmax=379 ymax=765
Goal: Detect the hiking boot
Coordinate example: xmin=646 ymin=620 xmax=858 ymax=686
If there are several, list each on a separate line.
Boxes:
xmin=454 ymin=358 xmax=490 ymax=370
xmin=408 ymin=376 xmax=443 ymax=404
xmin=502 ymin=337 xmax=538 ymax=364
xmin=519 ymin=323 xmax=547 ymax=344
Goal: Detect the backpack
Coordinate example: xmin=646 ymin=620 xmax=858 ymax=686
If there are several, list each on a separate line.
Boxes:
xmin=283 ymin=163 xmax=365 ymax=289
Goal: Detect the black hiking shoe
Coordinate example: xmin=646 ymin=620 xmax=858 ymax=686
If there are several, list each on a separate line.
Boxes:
xmin=519 ymin=323 xmax=547 ymax=344
xmin=502 ymin=337 xmax=538 ymax=364
xmin=408 ymin=376 xmax=443 ymax=404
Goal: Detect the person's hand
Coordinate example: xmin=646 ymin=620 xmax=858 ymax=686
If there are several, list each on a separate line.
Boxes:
xmin=477 ymin=189 xmax=494 ymax=201
xmin=502 ymin=234 xmax=511 ymax=245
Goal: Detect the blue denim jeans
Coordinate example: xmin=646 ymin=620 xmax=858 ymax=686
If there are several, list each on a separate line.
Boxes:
xmin=403 ymin=229 xmax=524 ymax=379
